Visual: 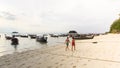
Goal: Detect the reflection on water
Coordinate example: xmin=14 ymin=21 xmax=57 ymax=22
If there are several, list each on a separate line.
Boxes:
xmin=0 ymin=34 xmax=66 ymax=56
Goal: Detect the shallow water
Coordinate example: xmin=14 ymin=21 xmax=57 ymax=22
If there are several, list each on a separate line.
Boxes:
xmin=0 ymin=34 xmax=66 ymax=56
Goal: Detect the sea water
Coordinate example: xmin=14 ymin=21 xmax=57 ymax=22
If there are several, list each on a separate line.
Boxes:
xmin=0 ymin=34 xmax=66 ymax=56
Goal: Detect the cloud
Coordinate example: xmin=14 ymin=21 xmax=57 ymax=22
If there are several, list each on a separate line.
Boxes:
xmin=0 ymin=0 xmax=120 ymax=33
xmin=0 ymin=11 xmax=17 ymax=20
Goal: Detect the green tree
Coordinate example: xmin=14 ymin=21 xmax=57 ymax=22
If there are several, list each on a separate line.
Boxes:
xmin=110 ymin=18 xmax=120 ymax=33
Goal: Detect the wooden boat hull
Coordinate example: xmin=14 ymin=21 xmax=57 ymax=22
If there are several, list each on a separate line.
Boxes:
xmin=36 ymin=36 xmax=47 ymax=42
xmin=5 ymin=36 xmax=12 ymax=40
xmin=74 ymin=35 xmax=94 ymax=40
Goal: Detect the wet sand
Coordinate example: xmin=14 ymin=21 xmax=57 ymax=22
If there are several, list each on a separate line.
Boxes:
xmin=1 ymin=34 xmax=120 ymax=68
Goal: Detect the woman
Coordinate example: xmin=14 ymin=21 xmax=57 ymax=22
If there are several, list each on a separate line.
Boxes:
xmin=65 ymin=37 xmax=70 ymax=51
xmin=71 ymin=37 xmax=75 ymax=51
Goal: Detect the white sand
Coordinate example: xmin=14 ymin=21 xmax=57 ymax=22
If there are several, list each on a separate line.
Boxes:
xmin=1 ymin=34 xmax=120 ymax=68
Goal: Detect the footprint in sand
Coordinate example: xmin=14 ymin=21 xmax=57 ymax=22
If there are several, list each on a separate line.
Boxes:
xmin=27 ymin=53 xmax=30 ymax=55
xmin=5 ymin=60 xmax=10 ymax=62
xmin=88 ymin=60 xmax=91 ymax=62
xmin=66 ymin=56 xmax=69 ymax=58
xmin=30 ymin=55 xmax=34 ymax=57
xmin=38 ymin=63 xmax=41 ymax=64
xmin=61 ymin=59 xmax=65 ymax=61
xmin=51 ymin=57 xmax=54 ymax=59
xmin=20 ymin=63 xmax=25 ymax=67
xmin=27 ymin=66 xmax=31 ymax=68
xmin=55 ymin=62 xmax=59 ymax=64
xmin=77 ymin=60 xmax=79 ymax=62
xmin=73 ymin=66 xmax=76 ymax=68
xmin=47 ymin=55 xmax=50 ymax=57
xmin=83 ymin=64 xmax=87 ymax=66
xmin=71 ymin=63 xmax=73 ymax=65
xmin=60 ymin=64 xmax=63 ymax=66
xmin=7 ymin=63 xmax=11 ymax=65
xmin=56 ymin=66 xmax=59 ymax=68
xmin=47 ymin=66 xmax=52 ymax=68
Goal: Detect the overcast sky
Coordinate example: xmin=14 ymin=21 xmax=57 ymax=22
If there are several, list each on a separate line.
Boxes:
xmin=0 ymin=0 xmax=120 ymax=33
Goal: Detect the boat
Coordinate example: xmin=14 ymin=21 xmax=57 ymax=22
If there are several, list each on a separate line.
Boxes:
xmin=59 ymin=33 xmax=68 ymax=37
xmin=36 ymin=35 xmax=47 ymax=42
xmin=12 ymin=31 xmax=20 ymax=37
xmin=12 ymin=31 xmax=18 ymax=33
xmin=29 ymin=34 xmax=36 ymax=39
xmin=20 ymin=34 xmax=28 ymax=38
xmin=74 ymin=34 xmax=94 ymax=40
xmin=5 ymin=34 xmax=12 ymax=40
xmin=50 ymin=34 xmax=59 ymax=37
xmin=68 ymin=30 xmax=78 ymax=37
xmin=5 ymin=36 xmax=12 ymax=40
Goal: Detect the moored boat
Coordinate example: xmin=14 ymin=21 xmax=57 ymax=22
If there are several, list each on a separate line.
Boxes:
xmin=29 ymin=34 xmax=36 ymax=39
xmin=20 ymin=34 xmax=28 ymax=38
xmin=68 ymin=30 xmax=78 ymax=37
xmin=5 ymin=34 xmax=12 ymax=40
xmin=36 ymin=35 xmax=47 ymax=42
xmin=74 ymin=34 xmax=94 ymax=40
xmin=50 ymin=34 xmax=59 ymax=37
xmin=5 ymin=36 xmax=12 ymax=40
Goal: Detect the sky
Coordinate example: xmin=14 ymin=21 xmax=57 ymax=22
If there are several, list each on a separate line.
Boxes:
xmin=0 ymin=0 xmax=120 ymax=34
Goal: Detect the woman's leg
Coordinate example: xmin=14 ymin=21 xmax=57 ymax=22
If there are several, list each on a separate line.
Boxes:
xmin=74 ymin=45 xmax=76 ymax=50
xmin=71 ymin=46 xmax=73 ymax=51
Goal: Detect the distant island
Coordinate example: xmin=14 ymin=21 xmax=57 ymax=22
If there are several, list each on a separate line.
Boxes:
xmin=110 ymin=18 xmax=120 ymax=33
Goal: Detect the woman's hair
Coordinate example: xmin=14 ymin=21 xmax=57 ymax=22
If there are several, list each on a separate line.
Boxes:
xmin=72 ymin=37 xmax=74 ymax=39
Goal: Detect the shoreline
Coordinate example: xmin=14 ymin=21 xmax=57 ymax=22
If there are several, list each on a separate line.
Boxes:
xmin=0 ymin=42 xmax=64 ymax=57
xmin=1 ymin=34 xmax=120 ymax=68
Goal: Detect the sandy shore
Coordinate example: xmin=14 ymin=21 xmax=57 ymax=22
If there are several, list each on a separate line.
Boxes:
xmin=1 ymin=34 xmax=120 ymax=68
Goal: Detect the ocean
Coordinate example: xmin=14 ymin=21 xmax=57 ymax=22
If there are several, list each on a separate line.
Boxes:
xmin=0 ymin=33 xmax=66 ymax=56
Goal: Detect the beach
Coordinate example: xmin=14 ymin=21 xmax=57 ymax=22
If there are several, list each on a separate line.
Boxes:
xmin=1 ymin=34 xmax=120 ymax=68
